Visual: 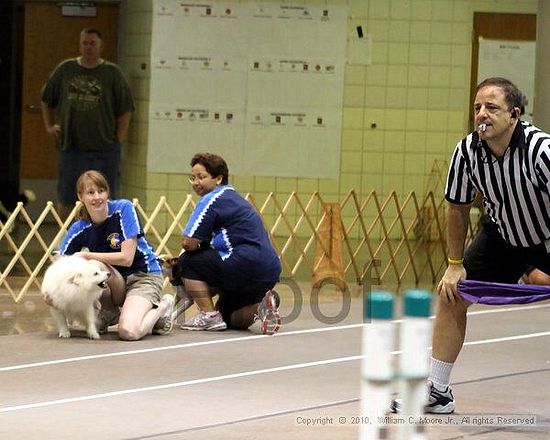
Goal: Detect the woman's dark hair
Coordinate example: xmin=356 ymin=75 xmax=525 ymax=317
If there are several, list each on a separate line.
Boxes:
xmin=191 ymin=153 xmax=229 ymax=184
xmin=75 ymin=170 xmax=110 ymax=221
xmin=476 ymin=77 xmax=523 ymax=110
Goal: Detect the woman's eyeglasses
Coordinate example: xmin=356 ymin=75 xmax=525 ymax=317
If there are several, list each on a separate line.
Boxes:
xmin=188 ymin=174 xmax=211 ymax=184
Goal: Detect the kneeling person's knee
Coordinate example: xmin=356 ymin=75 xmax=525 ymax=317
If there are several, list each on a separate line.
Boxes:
xmin=118 ymin=322 xmax=142 ymax=341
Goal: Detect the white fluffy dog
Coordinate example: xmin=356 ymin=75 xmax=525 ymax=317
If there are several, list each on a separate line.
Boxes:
xmin=42 ymin=256 xmax=110 ymax=339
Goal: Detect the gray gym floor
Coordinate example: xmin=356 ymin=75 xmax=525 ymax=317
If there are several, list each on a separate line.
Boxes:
xmin=1 ymin=283 xmax=549 ymax=439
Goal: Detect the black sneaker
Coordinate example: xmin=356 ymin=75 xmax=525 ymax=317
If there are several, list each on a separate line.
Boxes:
xmin=390 ymin=381 xmax=455 ymax=414
xmin=390 ymin=397 xmax=401 ymax=413
xmin=425 ymin=381 xmax=455 ymax=414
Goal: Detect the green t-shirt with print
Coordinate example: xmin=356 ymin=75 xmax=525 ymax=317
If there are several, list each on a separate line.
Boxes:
xmin=40 ymin=59 xmax=135 ymax=151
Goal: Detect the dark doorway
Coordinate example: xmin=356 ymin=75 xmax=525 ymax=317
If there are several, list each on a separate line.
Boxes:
xmin=18 ymin=2 xmax=119 ymax=217
xmin=0 ymin=2 xmax=24 ymax=188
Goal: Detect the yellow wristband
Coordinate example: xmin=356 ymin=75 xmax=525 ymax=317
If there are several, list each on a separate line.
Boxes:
xmin=447 ymin=257 xmax=464 ymax=265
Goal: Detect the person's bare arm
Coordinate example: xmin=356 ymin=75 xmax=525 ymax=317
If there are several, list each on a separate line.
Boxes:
xmin=437 ymin=202 xmax=470 ymax=304
xmin=181 ymin=236 xmax=202 ymax=252
xmin=75 ymin=237 xmax=137 ymax=267
xmin=40 ymin=101 xmax=60 ymax=137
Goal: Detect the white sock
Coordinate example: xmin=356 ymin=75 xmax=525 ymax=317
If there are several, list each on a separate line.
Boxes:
xmin=428 ymin=357 xmax=454 ymax=391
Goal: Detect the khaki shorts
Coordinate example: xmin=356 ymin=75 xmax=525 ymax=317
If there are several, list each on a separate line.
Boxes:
xmin=126 ymin=272 xmax=163 ymax=306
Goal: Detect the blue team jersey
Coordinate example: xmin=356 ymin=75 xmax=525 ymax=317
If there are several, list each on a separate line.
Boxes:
xmin=60 ymin=199 xmax=161 ymax=278
xmin=184 ymin=185 xmax=281 ymax=283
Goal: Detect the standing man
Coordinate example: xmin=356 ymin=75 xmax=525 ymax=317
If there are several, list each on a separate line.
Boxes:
xmin=429 ymin=77 xmax=550 ymax=413
xmin=41 ymin=28 xmax=135 ymax=218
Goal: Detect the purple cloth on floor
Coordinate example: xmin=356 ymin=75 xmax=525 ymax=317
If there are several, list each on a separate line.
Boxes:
xmin=458 ymin=279 xmax=550 ymax=305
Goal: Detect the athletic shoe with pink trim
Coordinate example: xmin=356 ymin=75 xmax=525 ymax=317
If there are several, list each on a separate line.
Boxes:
xmin=256 ymin=290 xmax=281 ymax=335
xmin=180 ymin=310 xmax=227 ymax=331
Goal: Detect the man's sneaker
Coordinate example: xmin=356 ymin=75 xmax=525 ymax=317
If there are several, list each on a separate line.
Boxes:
xmin=96 ymin=307 xmax=120 ymax=334
xmin=425 ymin=381 xmax=455 ymax=414
xmin=390 ymin=382 xmax=455 ymax=414
xmin=390 ymin=397 xmax=401 ymax=413
xmin=181 ymin=310 xmax=227 ymax=331
xmin=153 ymin=295 xmax=175 ymax=335
xmin=256 ymin=290 xmax=281 ymax=335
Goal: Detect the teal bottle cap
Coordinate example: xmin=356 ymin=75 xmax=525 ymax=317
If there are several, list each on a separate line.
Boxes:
xmin=365 ymin=291 xmax=394 ymax=320
xmin=403 ymin=289 xmax=432 ymax=317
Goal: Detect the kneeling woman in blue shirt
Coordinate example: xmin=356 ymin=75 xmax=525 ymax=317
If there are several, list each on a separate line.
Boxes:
xmin=59 ymin=170 xmax=174 ymax=340
xmin=176 ymin=153 xmax=282 ymax=334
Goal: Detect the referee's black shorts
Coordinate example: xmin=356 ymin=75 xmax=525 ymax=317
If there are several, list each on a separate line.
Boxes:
xmin=464 ymin=216 xmax=550 ymax=283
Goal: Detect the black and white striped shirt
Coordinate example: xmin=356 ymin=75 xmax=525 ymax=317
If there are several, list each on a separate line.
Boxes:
xmin=445 ymin=121 xmax=550 ymax=247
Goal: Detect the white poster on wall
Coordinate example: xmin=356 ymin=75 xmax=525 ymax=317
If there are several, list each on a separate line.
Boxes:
xmin=478 ymin=38 xmax=535 ymax=122
xmin=148 ymin=1 xmax=347 ymax=178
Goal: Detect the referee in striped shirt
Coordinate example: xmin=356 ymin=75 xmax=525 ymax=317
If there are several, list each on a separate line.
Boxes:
xmin=428 ymin=78 xmax=550 ymax=413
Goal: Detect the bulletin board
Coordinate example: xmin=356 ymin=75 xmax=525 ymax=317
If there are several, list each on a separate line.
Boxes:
xmin=478 ymin=38 xmax=535 ymax=122
xmin=147 ymin=1 xmax=348 ymax=178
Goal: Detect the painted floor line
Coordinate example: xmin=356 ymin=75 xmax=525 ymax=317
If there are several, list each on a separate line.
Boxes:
xmin=467 ymin=302 xmax=550 ymax=316
xmin=121 ymin=398 xmax=357 ymax=439
xmin=125 ymin=368 xmax=550 ymax=439
xmin=462 ymin=330 xmax=550 ymax=347
xmin=2 ymin=330 xmax=550 ymax=414
xmin=389 ymin=331 xmax=550 ymax=355
xmin=1 ymin=302 xmax=548 ymax=373
xmin=0 ymin=323 xmax=363 ymax=372
xmin=0 ymin=355 xmax=362 ymax=413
